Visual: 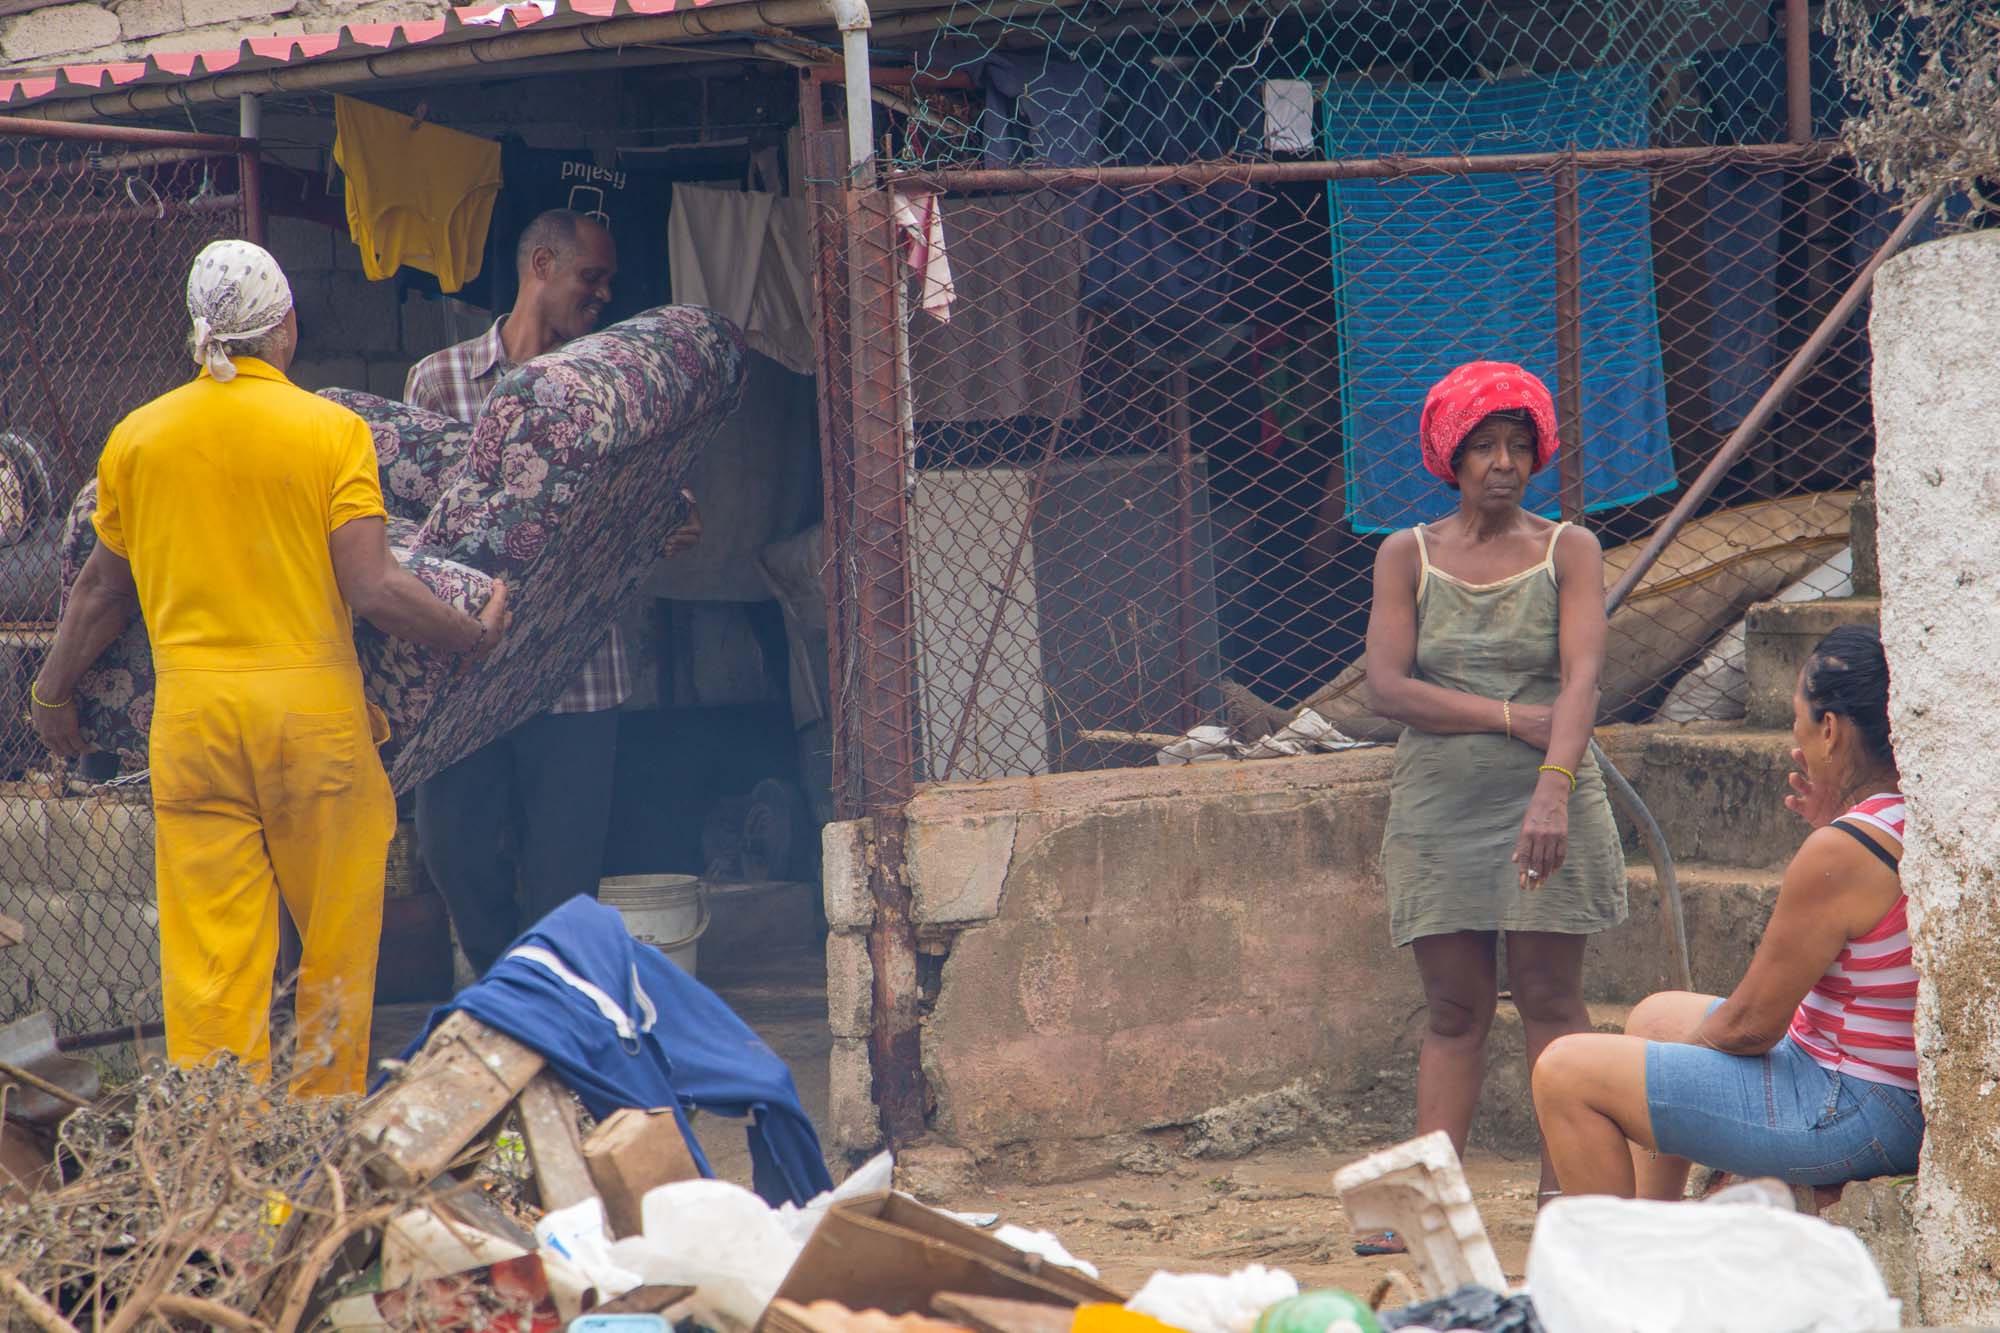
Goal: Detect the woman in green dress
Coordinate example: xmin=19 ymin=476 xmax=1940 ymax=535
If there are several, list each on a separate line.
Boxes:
xmin=1359 ymin=361 xmax=1626 ymax=1244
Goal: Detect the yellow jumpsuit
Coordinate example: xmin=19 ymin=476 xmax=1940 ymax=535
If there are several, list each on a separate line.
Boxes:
xmin=94 ymin=359 xmax=396 ymax=1096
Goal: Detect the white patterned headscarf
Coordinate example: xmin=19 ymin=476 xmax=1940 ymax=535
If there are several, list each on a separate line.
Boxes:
xmin=186 ymin=240 xmax=293 ymax=383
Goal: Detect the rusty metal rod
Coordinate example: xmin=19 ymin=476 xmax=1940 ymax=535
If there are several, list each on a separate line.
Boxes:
xmin=1605 ymin=187 xmax=1945 ymax=616
xmin=937 ymin=415 xmax=1069 ymax=783
xmin=1168 ymin=364 xmax=1201 ymax=730
xmin=1785 ymin=0 xmax=1813 ymax=144
xmin=0 ymin=115 xmax=248 ymax=151
xmin=0 ymin=190 xmax=240 ymax=241
xmin=1552 ymin=158 xmax=1585 ymax=520
xmin=900 ymin=141 xmax=1842 ymax=194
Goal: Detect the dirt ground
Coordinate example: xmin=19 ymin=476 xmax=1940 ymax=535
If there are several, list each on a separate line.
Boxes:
xmin=923 ymin=1145 xmax=1541 ymax=1297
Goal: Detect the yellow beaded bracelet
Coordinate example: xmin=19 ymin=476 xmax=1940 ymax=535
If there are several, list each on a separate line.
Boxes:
xmin=29 ymin=681 xmax=70 ymax=710
xmin=1539 ymin=763 xmax=1576 ymax=792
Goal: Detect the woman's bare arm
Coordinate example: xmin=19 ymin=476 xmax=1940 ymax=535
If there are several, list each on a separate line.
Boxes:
xmin=1363 ymin=529 xmax=1508 ymax=735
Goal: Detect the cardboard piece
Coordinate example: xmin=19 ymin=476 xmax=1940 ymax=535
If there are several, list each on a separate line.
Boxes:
xmin=763 ymin=1193 xmax=1122 ymax=1329
xmin=583 ymin=1106 xmax=703 ymax=1239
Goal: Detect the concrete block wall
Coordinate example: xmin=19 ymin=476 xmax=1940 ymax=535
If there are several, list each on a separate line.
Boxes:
xmin=0 ymin=0 xmax=451 ymax=68
xmin=820 ymin=818 xmax=879 ymax=1155
xmin=261 ymin=210 xmax=490 ymax=400
xmin=0 ymin=792 xmax=160 ymax=1035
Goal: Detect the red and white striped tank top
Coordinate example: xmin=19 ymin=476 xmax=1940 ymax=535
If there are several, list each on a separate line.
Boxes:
xmin=1786 ymin=794 xmax=1917 ymax=1092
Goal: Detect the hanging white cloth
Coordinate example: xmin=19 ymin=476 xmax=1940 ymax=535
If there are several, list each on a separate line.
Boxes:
xmin=668 ymin=183 xmax=815 ymax=377
xmin=891 ymin=189 xmax=955 ymax=321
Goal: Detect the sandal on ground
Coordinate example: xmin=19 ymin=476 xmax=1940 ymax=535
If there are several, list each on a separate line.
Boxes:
xmin=1352 ymin=1230 xmax=1406 ymax=1256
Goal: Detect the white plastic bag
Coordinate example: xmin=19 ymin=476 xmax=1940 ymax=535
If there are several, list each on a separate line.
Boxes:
xmin=994 ymin=1225 xmax=1101 ymax=1280
xmin=609 ymin=1179 xmax=804 ymax=1331
xmin=1527 ymin=1196 xmax=1900 ymax=1333
xmin=1126 ymin=1265 xmax=1300 ymax=1333
xmin=773 ymin=1149 xmax=895 ymax=1246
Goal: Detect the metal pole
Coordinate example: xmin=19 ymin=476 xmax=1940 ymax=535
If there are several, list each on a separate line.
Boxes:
xmin=1785 ymin=0 xmax=1813 ymax=144
xmin=905 ymin=141 xmax=1841 ymax=194
xmin=1553 ymin=158 xmax=1585 ymax=520
xmin=845 ymin=189 xmax=927 ymax=1146
xmin=1168 ymin=364 xmax=1200 ymax=729
xmin=238 ymin=92 xmax=264 ymax=245
xmin=1605 ymin=188 xmax=1945 ymax=616
xmin=0 ymin=115 xmax=248 ymax=150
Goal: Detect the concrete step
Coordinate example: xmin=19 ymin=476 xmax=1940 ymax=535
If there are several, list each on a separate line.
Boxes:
xmin=700 ymin=879 xmax=824 ymax=966
xmin=1587 ymin=862 xmax=1784 ymax=1005
xmin=1472 ymin=1000 xmax=1634 ymax=1154
xmin=1745 ymin=596 xmax=1882 ymax=728
xmin=1626 ymin=727 xmax=1804 ymax=870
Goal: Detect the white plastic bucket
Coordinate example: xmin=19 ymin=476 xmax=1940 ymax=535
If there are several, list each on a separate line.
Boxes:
xmin=598 ymin=873 xmax=708 ymax=976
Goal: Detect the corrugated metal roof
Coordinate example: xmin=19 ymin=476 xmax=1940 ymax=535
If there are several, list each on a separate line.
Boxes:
xmin=0 ymin=0 xmax=722 ymax=109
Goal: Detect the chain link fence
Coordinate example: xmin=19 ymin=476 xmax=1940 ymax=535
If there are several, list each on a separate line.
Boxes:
xmin=0 ymin=120 xmax=252 ymax=1037
xmin=813 ymin=0 xmax=1960 ymax=806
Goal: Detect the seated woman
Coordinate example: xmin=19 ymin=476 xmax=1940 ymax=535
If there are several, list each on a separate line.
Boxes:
xmin=1532 ymin=625 xmax=1922 ymax=1197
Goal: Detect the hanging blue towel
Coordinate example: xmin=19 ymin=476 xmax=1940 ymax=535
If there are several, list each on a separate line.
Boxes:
xmin=1322 ymin=67 xmax=1677 ymax=532
xmin=404 ymin=896 xmax=835 ymax=1207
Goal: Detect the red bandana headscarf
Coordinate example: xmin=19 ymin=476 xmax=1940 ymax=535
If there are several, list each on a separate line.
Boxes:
xmin=1418 ymin=361 xmax=1560 ymax=485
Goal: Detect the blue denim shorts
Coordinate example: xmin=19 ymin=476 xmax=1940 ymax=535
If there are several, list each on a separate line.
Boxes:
xmin=1645 ymin=1022 xmax=1924 ymax=1187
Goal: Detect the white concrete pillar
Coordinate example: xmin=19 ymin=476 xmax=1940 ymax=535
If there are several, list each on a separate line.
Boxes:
xmin=1870 ymin=227 xmax=2000 ymax=1324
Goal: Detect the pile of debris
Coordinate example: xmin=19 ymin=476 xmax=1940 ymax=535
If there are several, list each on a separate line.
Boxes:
xmin=0 ymin=1002 xmax=1910 ymax=1333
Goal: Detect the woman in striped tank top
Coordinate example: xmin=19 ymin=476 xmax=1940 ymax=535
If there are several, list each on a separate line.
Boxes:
xmin=1532 ymin=626 xmax=1922 ymax=1196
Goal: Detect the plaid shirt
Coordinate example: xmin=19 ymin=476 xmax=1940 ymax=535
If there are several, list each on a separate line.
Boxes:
xmin=403 ymin=317 xmax=629 ymax=715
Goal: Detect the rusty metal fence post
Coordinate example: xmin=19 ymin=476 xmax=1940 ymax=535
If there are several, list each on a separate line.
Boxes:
xmin=842 ymin=185 xmax=928 ymax=1145
xmin=1553 ymin=156 xmax=1585 ymax=521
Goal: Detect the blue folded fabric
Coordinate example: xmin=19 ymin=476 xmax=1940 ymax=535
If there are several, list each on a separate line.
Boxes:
xmin=1322 ymin=67 xmax=1677 ymax=532
xmin=406 ymin=895 xmax=834 ymax=1207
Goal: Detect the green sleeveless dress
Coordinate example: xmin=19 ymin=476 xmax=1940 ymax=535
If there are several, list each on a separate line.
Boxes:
xmin=1381 ymin=522 xmax=1627 ymax=946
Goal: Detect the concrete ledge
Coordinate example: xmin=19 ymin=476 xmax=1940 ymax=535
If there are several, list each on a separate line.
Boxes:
xmin=1588 ymin=864 xmax=1782 ymax=1002
xmin=1745 ymin=597 xmax=1881 ymax=728
xmin=701 ymin=880 xmax=820 ymax=962
xmin=1632 ymin=728 xmax=1804 ymax=869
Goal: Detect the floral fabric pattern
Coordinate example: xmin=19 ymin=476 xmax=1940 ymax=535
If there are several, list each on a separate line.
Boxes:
xmin=58 ymin=305 xmax=747 ymax=791
xmin=316 ymin=388 xmax=474 ymax=522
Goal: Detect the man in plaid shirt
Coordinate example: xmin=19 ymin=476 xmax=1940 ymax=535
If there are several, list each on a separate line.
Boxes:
xmin=405 ymin=208 xmax=699 ymax=974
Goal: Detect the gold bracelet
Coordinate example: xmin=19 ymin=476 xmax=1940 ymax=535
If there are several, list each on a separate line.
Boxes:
xmin=1539 ymin=763 xmax=1576 ymax=792
xmin=30 ymin=681 xmax=70 ymax=710
xmin=1503 ymin=700 xmax=1512 ymax=741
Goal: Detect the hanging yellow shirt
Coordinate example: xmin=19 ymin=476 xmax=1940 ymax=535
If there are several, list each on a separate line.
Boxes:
xmin=333 ymin=93 xmax=503 ymax=294
xmin=93 ymin=358 xmax=387 ymax=672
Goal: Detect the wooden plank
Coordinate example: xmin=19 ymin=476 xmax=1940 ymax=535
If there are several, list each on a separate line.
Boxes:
xmin=933 ymin=1294 xmax=1079 ymax=1333
xmin=349 ymin=1011 xmax=544 ymax=1190
xmin=0 ymin=913 xmax=23 ymax=950
xmin=515 ymin=1070 xmax=594 ymax=1211
xmin=594 ymin=1285 xmax=697 ymax=1316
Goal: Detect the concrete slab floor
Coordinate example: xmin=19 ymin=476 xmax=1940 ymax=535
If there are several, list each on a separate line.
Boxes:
xmin=367 ymin=943 xmax=835 ymax=1193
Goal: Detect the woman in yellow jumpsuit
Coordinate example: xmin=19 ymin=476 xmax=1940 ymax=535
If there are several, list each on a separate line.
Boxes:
xmin=32 ymin=241 xmax=510 ymax=1096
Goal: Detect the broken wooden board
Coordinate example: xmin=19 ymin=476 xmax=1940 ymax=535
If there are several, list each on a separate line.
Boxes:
xmin=515 ymin=1069 xmax=594 ymax=1211
xmin=933 ymin=1295 xmax=1078 ymax=1333
xmin=349 ymin=1011 xmax=544 ymax=1190
xmin=594 ymin=1284 xmax=697 ymax=1316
